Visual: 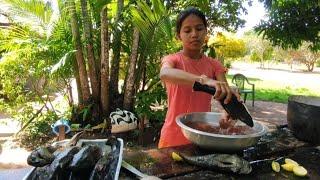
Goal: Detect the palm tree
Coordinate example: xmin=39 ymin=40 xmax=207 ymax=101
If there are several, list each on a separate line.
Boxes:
xmin=120 ymin=0 xmax=175 ymax=114
xmin=109 ymin=0 xmax=124 ymax=104
xmin=80 ymin=0 xmax=99 ymax=103
xmin=123 ymin=27 xmax=139 ymax=110
xmin=100 ymin=4 xmax=111 ymax=132
xmin=68 ymin=0 xmax=91 ymax=103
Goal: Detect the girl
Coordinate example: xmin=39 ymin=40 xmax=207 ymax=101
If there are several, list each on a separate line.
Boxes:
xmin=159 ymin=7 xmax=239 ymax=148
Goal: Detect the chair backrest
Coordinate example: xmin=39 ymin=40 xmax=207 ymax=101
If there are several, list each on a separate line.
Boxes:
xmin=232 ymin=73 xmax=247 ymax=90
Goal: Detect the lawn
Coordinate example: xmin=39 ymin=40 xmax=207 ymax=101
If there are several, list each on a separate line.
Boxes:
xmin=226 ymin=75 xmax=320 ymax=104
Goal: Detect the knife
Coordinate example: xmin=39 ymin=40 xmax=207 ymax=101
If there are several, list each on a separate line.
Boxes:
xmin=193 ymin=81 xmax=254 ymax=127
xmin=121 ymin=160 xmax=161 ymax=179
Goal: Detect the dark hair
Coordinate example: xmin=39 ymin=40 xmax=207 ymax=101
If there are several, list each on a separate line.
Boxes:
xmin=176 ymin=7 xmax=207 ymax=34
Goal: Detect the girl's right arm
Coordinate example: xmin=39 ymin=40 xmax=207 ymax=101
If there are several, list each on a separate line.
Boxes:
xmin=160 ymin=64 xmax=231 ymax=102
xmin=160 ymin=66 xmax=201 ymax=86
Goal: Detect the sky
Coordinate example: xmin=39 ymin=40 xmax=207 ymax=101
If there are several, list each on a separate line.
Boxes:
xmin=236 ymin=0 xmax=267 ymax=36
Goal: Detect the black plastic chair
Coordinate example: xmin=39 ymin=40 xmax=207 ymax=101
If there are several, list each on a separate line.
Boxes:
xmin=232 ymin=73 xmax=255 ymax=107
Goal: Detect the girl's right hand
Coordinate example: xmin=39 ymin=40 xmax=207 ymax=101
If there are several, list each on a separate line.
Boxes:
xmin=219 ymin=111 xmax=237 ymax=129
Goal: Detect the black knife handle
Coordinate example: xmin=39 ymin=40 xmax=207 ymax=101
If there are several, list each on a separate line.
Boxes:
xmin=193 ymin=81 xmax=254 ymax=127
xmin=193 ymin=81 xmax=217 ymax=95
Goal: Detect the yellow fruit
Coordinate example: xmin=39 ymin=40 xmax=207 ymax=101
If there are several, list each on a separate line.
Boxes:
xmin=271 ymin=161 xmax=280 ymax=172
xmin=171 ymin=152 xmax=183 ymax=161
xmin=285 ymin=158 xmax=299 ymax=166
xmin=281 ymin=163 xmax=297 ymax=172
xmin=293 ymin=166 xmax=308 ymax=177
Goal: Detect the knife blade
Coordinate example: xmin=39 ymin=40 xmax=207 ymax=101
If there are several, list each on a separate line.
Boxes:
xmin=193 ymin=82 xmax=254 ymax=127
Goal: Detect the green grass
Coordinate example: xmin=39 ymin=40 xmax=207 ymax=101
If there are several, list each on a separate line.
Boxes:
xmin=226 ymin=75 xmax=320 ymax=104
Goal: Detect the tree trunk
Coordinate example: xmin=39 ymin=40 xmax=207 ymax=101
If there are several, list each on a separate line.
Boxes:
xmin=69 ymin=0 xmax=90 ymax=103
xmin=72 ymin=55 xmax=83 ymax=104
xmin=134 ymin=51 xmax=146 ymax=92
xmin=80 ymin=0 xmax=99 ymax=103
xmin=100 ymin=5 xmax=110 ymax=121
xmin=109 ymin=0 xmax=124 ymax=101
xmin=123 ymin=27 xmax=140 ymax=111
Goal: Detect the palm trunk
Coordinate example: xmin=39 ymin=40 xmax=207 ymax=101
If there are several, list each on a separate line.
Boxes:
xmin=109 ymin=0 xmax=124 ymax=101
xmin=72 ymin=56 xmax=83 ymax=104
xmin=123 ymin=27 xmax=140 ymax=111
xmin=69 ymin=0 xmax=90 ymax=103
xmin=100 ymin=5 xmax=110 ymax=119
xmin=80 ymin=0 xmax=99 ymax=103
xmin=135 ymin=52 xmax=146 ymax=92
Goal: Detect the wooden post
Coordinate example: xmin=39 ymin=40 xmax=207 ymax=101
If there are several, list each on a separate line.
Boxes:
xmin=58 ymin=126 xmax=66 ymax=141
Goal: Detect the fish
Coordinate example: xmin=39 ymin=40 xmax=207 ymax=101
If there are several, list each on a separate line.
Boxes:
xmin=27 ymin=146 xmax=56 ymax=167
xmin=180 ymin=153 xmax=252 ymax=174
xmin=32 ymin=164 xmax=51 ymax=180
xmin=69 ymin=145 xmax=102 ymax=171
xmin=89 ymin=147 xmax=117 ymax=180
xmin=27 ymin=131 xmax=85 ymax=168
xmin=68 ymin=145 xmax=103 ymax=180
xmin=90 ymin=136 xmax=119 ymax=180
xmin=47 ymin=146 xmax=82 ymax=179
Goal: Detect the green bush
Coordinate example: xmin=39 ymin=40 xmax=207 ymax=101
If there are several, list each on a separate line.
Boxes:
xmin=134 ymin=84 xmax=167 ymax=125
xmin=224 ymin=60 xmax=232 ymax=68
xmin=250 ymin=51 xmax=261 ymax=62
xmin=14 ymin=105 xmax=59 ymax=149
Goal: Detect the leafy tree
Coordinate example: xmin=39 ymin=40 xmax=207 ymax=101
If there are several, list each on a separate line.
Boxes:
xmin=244 ymin=31 xmax=274 ymax=68
xmin=273 ymin=46 xmax=291 ymax=63
xmin=208 ymin=32 xmax=247 ymax=62
xmin=289 ymin=43 xmax=320 ymax=72
xmin=0 ymin=0 xmax=78 ymax=144
xmin=171 ymin=0 xmax=253 ymax=32
xmin=256 ymin=0 xmax=320 ymax=51
xmin=250 ymin=51 xmax=261 ymax=62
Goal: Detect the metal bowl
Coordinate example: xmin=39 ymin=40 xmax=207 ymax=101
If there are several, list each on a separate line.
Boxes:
xmin=176 ymin=112 xmax=268 ymax=152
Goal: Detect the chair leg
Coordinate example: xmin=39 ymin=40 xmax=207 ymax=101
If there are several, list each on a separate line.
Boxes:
xmin=244 ymin=93 xmax=247 ymax=103
xmin=252 ymin=92 xmax=255 ymax=107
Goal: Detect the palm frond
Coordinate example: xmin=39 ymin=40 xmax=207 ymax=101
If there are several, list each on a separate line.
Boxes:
xmin=51 ymin=50 xmax=77 ymax=74
xmin=130 ymin=0 xmax=173 ymax=43
xmin=0 ymin=0 xmax=56 ymax=37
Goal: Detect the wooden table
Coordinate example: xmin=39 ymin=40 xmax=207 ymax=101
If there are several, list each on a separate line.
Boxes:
xmin=121 ymin=128 xmax=320 ymax=179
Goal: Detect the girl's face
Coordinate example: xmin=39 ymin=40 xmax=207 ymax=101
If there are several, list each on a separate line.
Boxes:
xmin=178 ymin=14 xmax=207 ymax=52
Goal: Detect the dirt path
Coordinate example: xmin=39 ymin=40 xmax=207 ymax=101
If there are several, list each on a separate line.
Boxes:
xmin=245 ymin=100 xmax=287 ymax=130
xmin=229 ymin=62 xmax=320 ymax=91
xmin=0 ymin=137 xmax=30 ymax=169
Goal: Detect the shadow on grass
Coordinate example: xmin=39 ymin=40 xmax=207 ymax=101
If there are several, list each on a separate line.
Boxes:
xmin=257 ymin=67 xmax=320 ymax=75
xmin=226 ymin=74 xmax=263 ymax=82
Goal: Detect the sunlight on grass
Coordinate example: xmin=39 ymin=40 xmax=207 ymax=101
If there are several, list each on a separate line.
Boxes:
xmin=226 ymin=75 xmax=319 ymax=103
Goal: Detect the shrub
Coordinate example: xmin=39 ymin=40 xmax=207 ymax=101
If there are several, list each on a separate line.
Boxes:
xmin=134 ymin=84 xmax=167 ymax=125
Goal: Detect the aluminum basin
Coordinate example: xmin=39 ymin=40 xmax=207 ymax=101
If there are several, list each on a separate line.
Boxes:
xmin=176 ymin=112 xmax=268 ymax=152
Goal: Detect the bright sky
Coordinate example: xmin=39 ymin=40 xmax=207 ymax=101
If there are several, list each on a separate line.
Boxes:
xmin=236 ymin=0 xmax=267 ymax=36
